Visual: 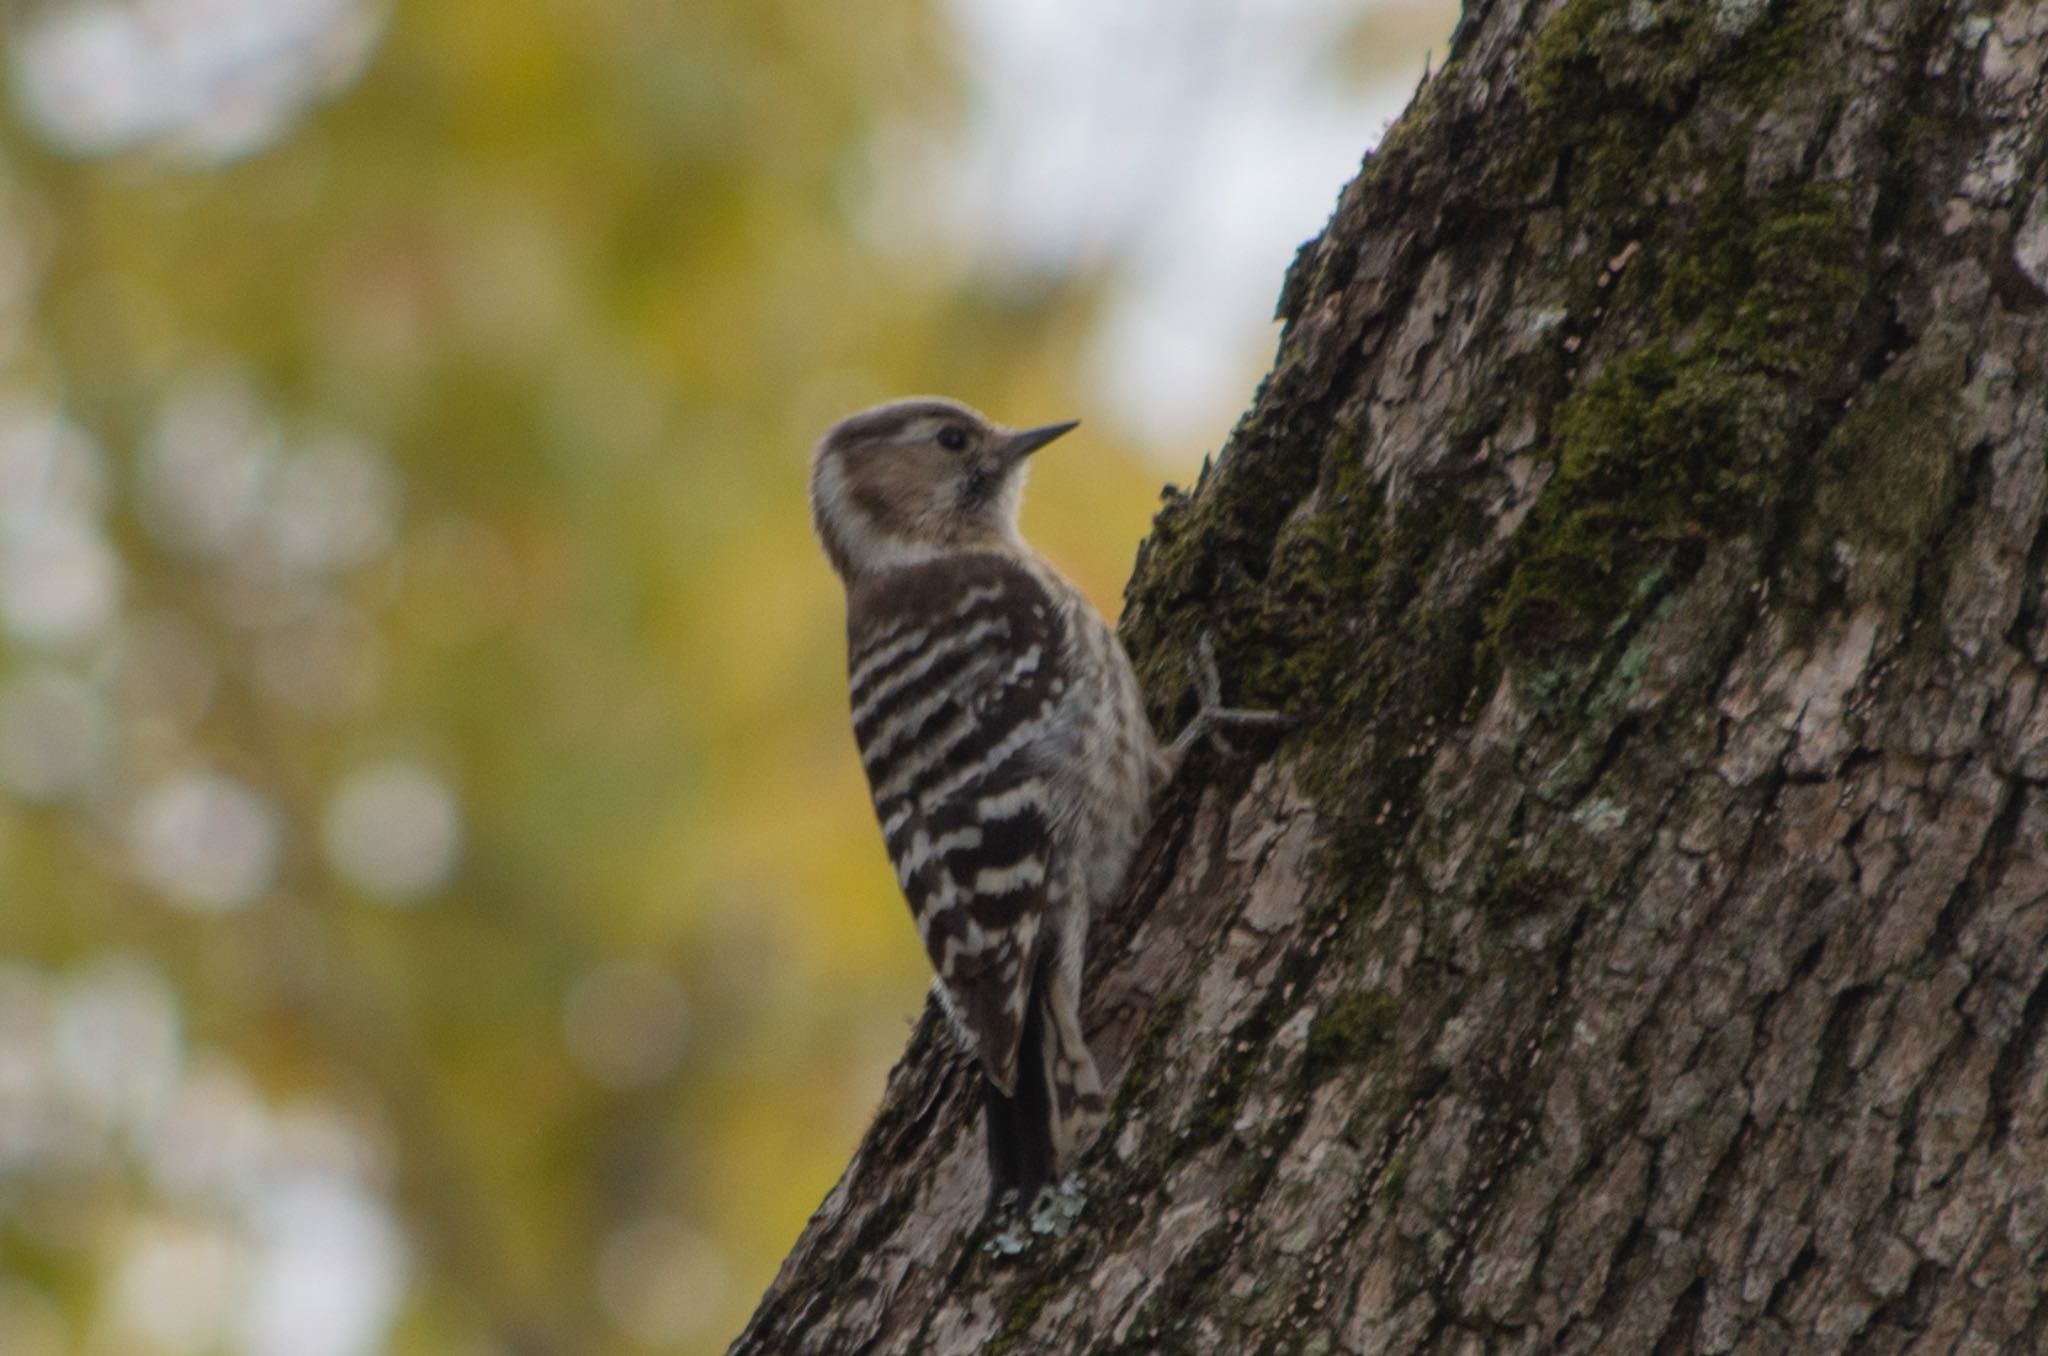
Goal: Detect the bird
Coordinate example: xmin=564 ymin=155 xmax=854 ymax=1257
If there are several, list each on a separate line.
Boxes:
xmin=809 ymin=395 xmax=1286 ymax=1210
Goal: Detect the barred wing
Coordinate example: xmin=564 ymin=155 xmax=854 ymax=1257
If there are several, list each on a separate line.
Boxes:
xmin=846 ymin=554 xmax=1065 ymax=1095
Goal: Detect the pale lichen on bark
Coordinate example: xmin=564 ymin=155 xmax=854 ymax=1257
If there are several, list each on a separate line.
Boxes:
xmin=733 ymin=0 xmax=2048 ymax=1351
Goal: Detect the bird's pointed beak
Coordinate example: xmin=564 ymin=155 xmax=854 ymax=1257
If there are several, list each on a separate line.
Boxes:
xmin=1001 ymin=420 xmax=1079 ymax=465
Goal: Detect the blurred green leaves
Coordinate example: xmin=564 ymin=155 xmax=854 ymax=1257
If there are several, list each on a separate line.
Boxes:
xmin=0 ymin=1 xmax=1173 ymax=1352
xmin=0 ymin=0 xmax=1455 ymax=1351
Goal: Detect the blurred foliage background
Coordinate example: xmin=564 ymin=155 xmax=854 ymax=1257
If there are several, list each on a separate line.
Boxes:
xmin=0 ymin=0 xmax=1454 ymax=1352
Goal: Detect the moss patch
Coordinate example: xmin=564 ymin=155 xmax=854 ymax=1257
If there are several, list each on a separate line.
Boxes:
xmin=1660 ymin=179 xmax=1868 ymax=375
xmin=1488 ymin=162 xmax=1875 ymax=689
xmin=1527 ymin=0 xmax=1710 ymax=115
xmin=1304 ymin=989 xmax=1400 ymax=1079
xmin=1478 ymin=858 xmax=1572 ymax=917
xmin=985 ymin=1281 xmax=1058 ymax=1356
xmin=1122 ymin=408 xmax=1484 ymax=934
xmin=1488 ymin=343 xmax=1786 ymax=656
xmin=1529 ymin=0 xmax=1834 ymax=119
xmin=1793 ymin=372 xmax=1966 ymax=613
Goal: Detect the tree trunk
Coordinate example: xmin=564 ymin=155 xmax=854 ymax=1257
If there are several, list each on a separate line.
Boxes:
xmin=733 ymin=0 xmax=2048 ymax=1350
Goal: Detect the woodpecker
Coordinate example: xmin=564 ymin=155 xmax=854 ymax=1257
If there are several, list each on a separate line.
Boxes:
xmin=810 ymin=396 xmax=1284 ymax=1209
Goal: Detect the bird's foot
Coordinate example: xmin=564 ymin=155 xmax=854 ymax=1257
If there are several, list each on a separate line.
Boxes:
xmin=1168 ymin=632 xmax=1294 ymax=767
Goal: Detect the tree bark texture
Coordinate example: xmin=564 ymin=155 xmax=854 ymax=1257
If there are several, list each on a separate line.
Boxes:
xmin=735 ymin=0 xmax=2048 ymax=1351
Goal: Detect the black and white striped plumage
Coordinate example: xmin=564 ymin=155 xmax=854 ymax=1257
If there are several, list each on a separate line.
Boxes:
xmin=811 ymin=397 xmax=1162 ymax=1205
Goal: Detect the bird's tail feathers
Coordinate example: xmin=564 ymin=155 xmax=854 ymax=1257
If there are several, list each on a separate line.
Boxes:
xmin=1040 ymin=962 xmax=1106 ymax=1169
xmin=983 ymin=956 xmax=1105 ymax=1211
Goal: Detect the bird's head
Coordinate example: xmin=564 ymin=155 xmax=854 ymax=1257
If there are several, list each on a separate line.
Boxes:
xmin=809 ymin=396 xmax=1077 ymax=580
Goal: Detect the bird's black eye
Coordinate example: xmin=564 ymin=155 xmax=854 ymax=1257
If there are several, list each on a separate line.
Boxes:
xmin=936 ymin=425 xmax=969 ymax=452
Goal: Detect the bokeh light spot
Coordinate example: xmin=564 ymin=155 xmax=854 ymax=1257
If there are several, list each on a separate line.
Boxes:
xmin=597 ymin=1214 xmax=732 ymax=1347
xmin=562 ymin=960 xmax=690 ymax=1090
xmin=139 ymin=376 xmax=275 ymax=559
xmin=0 ymin=669 xmax=108 ymax=802
xmin=0 ymin=513 xmax=121 ymax=647
xmin=0 ymin=964 xmax=58 ymax=1171
xmin=129 ymin=773 xmax=283 ymax=912
xmin=51 ymin=955 xmax=182 ymax=1132
xmin=237 ymin=1173 xmax=408 ymax=1356
xmin=264 ymin=432 xmax=399 ymax=575
xmin=8 ymin=0 xmax=386 ymax=163
xmin=320 ymin=761 xmax=462 ymax=902
xmin=110 ymin=1216 xmax=242 ymax=1356
xmin=0 ymin=401 xmax=108 ymax=529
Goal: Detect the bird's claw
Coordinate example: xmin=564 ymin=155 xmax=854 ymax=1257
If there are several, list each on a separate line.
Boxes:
xmin=1172 ymin=631 xmax=1294 ymax=764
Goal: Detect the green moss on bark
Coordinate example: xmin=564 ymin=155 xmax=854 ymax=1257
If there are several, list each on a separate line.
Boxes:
xmin=1529 ymin=0 xmax=1835 ymax=119
xmin=985 ymin=1283 xmax=1058 ymax=1356
xmin=1660 ymin=179 xmax=1868 ymax=374
xmin=1794 ymin=373 xmax=1967 ymax=612
xmin=1488 ymin=343 xmax=1785 ymax=655
xmin=1478 ymin=858 xmax=1573 ymax=917
xmin=1304 ymin=989 xmax=1400 ymax=1078
xmin=1489 ymin=163 xmax=1874 ymax=687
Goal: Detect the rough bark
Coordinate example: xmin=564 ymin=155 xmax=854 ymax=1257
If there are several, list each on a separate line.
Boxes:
xmin=734 ymin=0 xmax=2048 ymax=1351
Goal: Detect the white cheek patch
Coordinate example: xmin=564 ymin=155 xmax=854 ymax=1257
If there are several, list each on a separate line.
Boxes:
xmin=811 ymin=450 xmax=942 ymax=574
